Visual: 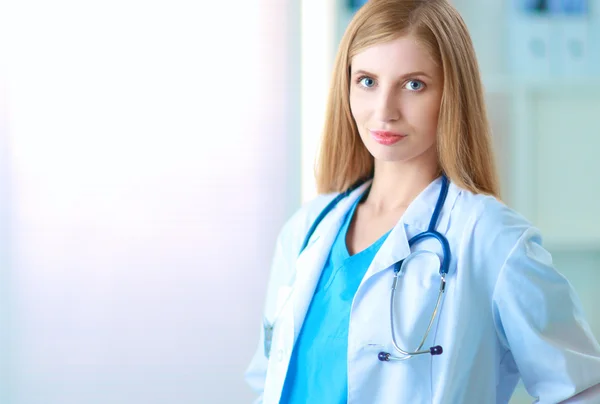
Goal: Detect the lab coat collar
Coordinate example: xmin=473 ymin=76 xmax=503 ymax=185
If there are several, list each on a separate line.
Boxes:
xmin=291 ymin=180 xmax=372 ymax=341
xmin=401 ymin=176 xmax=459 ymax=233
xmin=365 ymin=176 xmax=461 ymax=281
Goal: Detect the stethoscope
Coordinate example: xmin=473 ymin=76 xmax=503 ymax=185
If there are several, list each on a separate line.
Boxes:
xmin=264 ymin=175 xmax=451 ymax=362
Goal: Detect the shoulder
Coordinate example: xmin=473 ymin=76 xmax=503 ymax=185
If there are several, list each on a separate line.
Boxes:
xmin=450 ymin=185 xmax=541 ymax=273
xmin=454 ymin=188 xmax=532 ymax=235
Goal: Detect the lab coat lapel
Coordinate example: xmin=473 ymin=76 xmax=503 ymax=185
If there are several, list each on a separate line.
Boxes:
xmin=362 ymin=177 xmax=458 ymax=281
xmin=291 ymin=182 xmax=372 ymax=342
xmin=364 ymin=221 xmax=411 ymax=280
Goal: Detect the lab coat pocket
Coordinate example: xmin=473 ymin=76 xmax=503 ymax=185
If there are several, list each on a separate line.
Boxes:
xmin=263 ymin=285 xmax=292 ymax=358
xmin=268 ymin=286 xmax=294 ymax=355
xmin=263 ymin=286 xmax=295 ymax=402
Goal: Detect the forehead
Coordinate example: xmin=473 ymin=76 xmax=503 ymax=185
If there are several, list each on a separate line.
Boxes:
xmin=350 ymin=35 xmax=439 ymax=76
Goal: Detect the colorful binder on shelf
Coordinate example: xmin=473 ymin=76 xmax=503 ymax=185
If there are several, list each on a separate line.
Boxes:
xmin=509 ymin=0 xmax=596 ymax=78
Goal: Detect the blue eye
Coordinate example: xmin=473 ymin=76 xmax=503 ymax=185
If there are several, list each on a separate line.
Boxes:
xmin=359 ymin=77 xmax=376 ymax=88
xmin=405 ymin=80 xmax=425 ymax=91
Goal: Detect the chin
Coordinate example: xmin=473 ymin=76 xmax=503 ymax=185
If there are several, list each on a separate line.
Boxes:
xmin=364 ymin=142 xmax=412 ymax=163
xmin=364 ymin=137 xmax=437 ymax=164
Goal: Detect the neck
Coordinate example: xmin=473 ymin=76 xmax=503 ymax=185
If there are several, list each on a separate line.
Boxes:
xmin=365 ymin=158 xmax=439 ymax=213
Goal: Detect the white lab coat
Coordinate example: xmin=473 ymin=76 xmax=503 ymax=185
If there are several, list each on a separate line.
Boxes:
xmin=245 ymin=177 xmax=600 ymax=403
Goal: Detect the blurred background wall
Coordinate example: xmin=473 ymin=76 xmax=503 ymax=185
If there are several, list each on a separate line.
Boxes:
xmin=0 ymin=0 xmax=598 ymax=403
xmin=0 ymin=0 xmax=300 ymax=403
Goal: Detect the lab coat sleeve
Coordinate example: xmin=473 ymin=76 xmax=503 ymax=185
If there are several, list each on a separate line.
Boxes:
xmin=492 ymin=227 xmax=600 ymax=403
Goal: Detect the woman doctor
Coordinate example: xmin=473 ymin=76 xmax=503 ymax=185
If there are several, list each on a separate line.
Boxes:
xmin=245 ymin=0 xmax=600 ymax=402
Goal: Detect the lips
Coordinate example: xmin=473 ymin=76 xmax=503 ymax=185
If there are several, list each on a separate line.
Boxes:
xmin=369 ymin=130 xmax=407 ymax=146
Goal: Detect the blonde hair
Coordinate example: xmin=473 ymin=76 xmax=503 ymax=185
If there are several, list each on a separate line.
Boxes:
xmin=315 ymin=0 xmax=500 ymax=198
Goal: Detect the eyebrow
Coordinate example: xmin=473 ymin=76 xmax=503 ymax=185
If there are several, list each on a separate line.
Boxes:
xmin=352 ymin=69 xmax=433 ymax=81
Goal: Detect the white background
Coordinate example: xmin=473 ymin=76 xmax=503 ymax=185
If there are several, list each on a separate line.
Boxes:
xmin=0 ymin=1 xmax=301 ymax=402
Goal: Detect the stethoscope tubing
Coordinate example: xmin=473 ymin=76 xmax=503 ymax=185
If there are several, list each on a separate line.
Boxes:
xmin=267 ymin=176 xmax=451 ymax=362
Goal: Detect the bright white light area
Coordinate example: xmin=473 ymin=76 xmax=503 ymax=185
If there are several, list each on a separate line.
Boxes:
xmin=0 ymin=1 xmax=297 ymax=403
xmin=300 ymin=0 xmax=337 ymax=202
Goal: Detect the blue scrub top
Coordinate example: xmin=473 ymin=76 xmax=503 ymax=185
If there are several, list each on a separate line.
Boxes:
xmin=280 ymin=192 xmax=389 ymax=403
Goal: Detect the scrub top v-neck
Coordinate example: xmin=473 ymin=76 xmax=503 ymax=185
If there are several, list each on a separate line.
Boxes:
xmin=280 ymin=192 xmax=390 ymax=404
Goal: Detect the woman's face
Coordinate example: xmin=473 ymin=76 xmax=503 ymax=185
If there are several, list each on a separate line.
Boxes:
xmin=349 ymin=35 xmax=443 ymax=166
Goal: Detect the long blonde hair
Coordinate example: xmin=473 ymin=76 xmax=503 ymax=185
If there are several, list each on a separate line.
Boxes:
xmin=315 ymin=0 xmax=500 ymax=198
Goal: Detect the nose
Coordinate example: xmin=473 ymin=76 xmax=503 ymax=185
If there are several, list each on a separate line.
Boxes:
xmin=374 ymin=89 xmax=400 ymax=123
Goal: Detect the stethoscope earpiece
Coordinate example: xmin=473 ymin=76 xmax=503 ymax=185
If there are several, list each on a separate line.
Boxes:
xmin=430 ymin=345 xmax=443 ymax=355
xmin=378 ymin=345 xmax=443 ymax=362
xmin=378 ymin=352 xmax=390 ymax=362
